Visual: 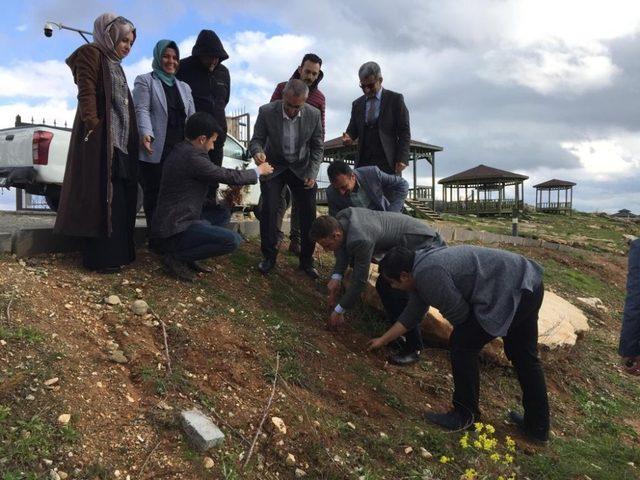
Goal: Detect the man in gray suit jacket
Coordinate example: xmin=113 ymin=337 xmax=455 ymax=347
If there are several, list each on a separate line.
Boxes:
xmin=326 ymin=160 xmax=409 ymax=217
xmin=250 ymin=79 xmax=324 ymax=277
xmin=310 ymin=208 xmax=445 ymax=365
xmin=372 ymin=245 xmax=549 ymax=442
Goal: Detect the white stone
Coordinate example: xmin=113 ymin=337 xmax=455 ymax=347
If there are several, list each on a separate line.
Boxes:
xmin=271 ymin=416 xmax=287 ymax=434
xmin=104 ymin=295 xmax=121 ymax=305
xmin=58 ymin=471 xmax=68 ymax=479
xmin=57 ymin=414 xmax=71 ymax=425
xmin=295 ymin=468 xmax=307 ymax=477
xmin=285 ymin=453 xmax=296 ymax=467
xmin=180 ymin=409 xmax=225 ymax=451
xmin=404 ymin=446 xmax=413 ymax=454
xmin=44 ymin=377 xmax=59 ymax=386
xmin=538 ymin=291 xmax=590 ymax=348
xmin=196 ymin=296 xmax=204 ymax=303
xmin=420 ymin=447 xmax=432 ymax=458
xmin=576 ymin=297 xmax=608 ymax=312
xmin=203 ymin=457 xmax=214 ymax=469
xmin=131 ymin=300 xmax=149 ymax=316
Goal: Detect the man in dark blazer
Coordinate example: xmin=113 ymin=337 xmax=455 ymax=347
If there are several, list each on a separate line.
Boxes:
xmin=372 ymin=245 xmax=549 ymax=442
xmin=310 ymin=208 xmax=445 ymax=365
xmin=249 ymin=79 xmax=324 ymax=278
xmin=326 ymin=160 xmax=409 ymax=217
xmin=343 ymin=61 xmax=411 ymax=175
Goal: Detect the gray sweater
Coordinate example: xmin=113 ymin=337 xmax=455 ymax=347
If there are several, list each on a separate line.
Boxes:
xmin=397 ymin=245 xmax=543 ymax=337
xmin=150 ymin=141 xmax=258 ymax=239
xmin=333 ymin=208 xmax=444 ymax=309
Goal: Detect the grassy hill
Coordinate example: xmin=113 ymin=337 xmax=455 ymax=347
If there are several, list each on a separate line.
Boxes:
xmin=1 ymin=212 xmax=639 ymax=480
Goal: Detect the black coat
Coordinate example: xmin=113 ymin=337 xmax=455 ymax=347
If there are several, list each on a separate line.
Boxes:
xmin=176 ymin=30 xmax=230 ymax=130
xmin=345 ymin=88 xmax=411 ymax=171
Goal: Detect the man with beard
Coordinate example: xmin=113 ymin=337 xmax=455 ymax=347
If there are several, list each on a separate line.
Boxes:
xmin=265 ymin=53 xmax=326 ymax=255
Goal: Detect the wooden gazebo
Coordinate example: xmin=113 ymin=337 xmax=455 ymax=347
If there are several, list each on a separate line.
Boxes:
xmin=439 ymin=164 xmax=528 ymax=215
xmin=322 ymin=137 xmax=443 ymax=211
xmin=533 ymin=179 xmax=576 ymax=215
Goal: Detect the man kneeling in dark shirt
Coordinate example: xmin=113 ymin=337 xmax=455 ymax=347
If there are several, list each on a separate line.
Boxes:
xmin=150 ymin=112 xmax=273 ymax=281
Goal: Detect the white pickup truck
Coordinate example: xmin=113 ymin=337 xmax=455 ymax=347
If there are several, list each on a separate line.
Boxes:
xmin=0 ymin=119 xmax=259 ymax=211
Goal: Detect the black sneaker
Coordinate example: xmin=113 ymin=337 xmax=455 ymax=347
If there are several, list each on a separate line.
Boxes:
xmin=388 ymin=349 xmax=421 ymax=366
xmin=162 ymin=255 xmax=196 ymax=282
xmin=188 ymin=260 xmax=214 ymax=273
xmin=424 ymin=410 xmax=475 ymax=431
xmin=508 ymin=410 xmax=549 ymax=443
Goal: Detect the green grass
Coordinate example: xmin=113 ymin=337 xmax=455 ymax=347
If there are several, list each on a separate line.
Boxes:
xmin=0 ymin=326 xmax=44 ymax=344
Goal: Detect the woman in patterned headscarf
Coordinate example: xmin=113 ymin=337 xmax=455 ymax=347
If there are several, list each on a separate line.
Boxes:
xmin=133 ymin=40 xmax=195 ymax=228
xmin=55 ymin=13 xmax=140 ymax=272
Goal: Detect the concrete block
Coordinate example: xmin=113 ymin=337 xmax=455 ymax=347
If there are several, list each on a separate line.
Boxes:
xmin=437 ymin=226 xmax=455 ymax=243
xmin=12 ymin=228 xmax=82 ymax=257
xmin=0 ymin=233 xmax=11 ymax=253
xmin=180 ymin=409 xmax=225 ymax=451
xmin=237 ymin=219 xmax=262 ymax=237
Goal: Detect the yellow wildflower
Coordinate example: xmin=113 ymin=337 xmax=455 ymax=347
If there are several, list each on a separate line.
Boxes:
xmin=440 ymin=455 xmax=452 ymax=464
xmin=474 ymin=422 xmax=484 ymax=432
xmin=490 ymin=453 xmax=501 ymax=462
xmin=504 ymin=453 xmax=514 ymax=464
xmin=505 ymin=435 xmax=516 ymax=452
xmin=459 ymin=433 xmax=470 ymax=449
xmin=462 ymin=468 xmax=477 ymax=479
xmin=485 ymin=424 xmax=496 ymax=434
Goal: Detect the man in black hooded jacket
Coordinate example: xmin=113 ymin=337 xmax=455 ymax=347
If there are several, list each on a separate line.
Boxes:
xmin=177 ymin=30 xmax=231 ymax=223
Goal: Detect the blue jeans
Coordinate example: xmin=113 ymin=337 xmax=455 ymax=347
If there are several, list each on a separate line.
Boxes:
xmin=164 ymin=222 xmax=242 ymax=262
xmin=202 ymin=203 xmax=232 ymax=227
xmin=620 ymin=239 xmax=640 ymax=357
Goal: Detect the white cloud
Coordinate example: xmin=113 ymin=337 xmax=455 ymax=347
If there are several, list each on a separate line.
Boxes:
xmin=0 ymin=99 xmax=76 ymax=130
xmin=479 ymin=40 xmax=620 ymax=95
xmin=561 ymin=134 xmax=640 ymax=177
xmin=0 ymin=60 xmax=75 ymax=100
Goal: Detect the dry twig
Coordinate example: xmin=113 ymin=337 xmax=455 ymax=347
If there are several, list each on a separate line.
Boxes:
xmin=4 ymin=293 xmax=14 ymax=324
xmin=139 ymin=440 xmax=162 ymax=478
xmin=149 ymin=308 xmax=172 ymax=375
xmin=242 ymin=353 xmax=280 ymax=470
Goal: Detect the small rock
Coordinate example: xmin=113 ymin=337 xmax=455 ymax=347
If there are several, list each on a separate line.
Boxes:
xmin=404 ymin=446 xmax=413 ymax=454
xmin=229 ymin=308 xmax=235 ymax=314
xmin=58 ymin=471 xmax=68 ymax=479
xmin=114 ymin=470 xmax=121 ymax=478
xmin=109 ymin=350 xmax=128 ymax=364
xmin=57 ymin=414 xmax=71 ymax=425
xmin=420 ymin=447 xmax=432 ymax=458
xmin=347 ymin=422 xmax=356 ymax=430
xmin=64 ymin=303 xmax=73 ymax=310
xmin=131 ymin=300 xmax=149 ymax=316
xmin=44 ymin=377 xmax=59 ymax=387
xmin=203 ymin=457 xmax=214 ymax=469
xmin=379 ymin=432 xmax=388 ymax=439
xmin=43 ymin=459 xmax=53 ymax=466
xmin=271 ymin=416 xmax=287 ymax=434
xmin=196 ymin=296 xmax=204 ymax=303
xmin=49 ymin=470 xmax=60 ymax=480
xmin=285 ymin=453 xmax=296 ymax=467
xmin=295 ymin=468 xmax=307 ymax=477
xmin=156 ymin=400 xmax=173 ymax=410
xmin=104 ymin=295 xmax=121 ymax=305
xmin=26 ymin=394 xmax=35 ymax=401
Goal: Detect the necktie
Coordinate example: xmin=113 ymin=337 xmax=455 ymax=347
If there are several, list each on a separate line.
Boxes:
xmin=366 ymin=97 xmax=377 ymax=125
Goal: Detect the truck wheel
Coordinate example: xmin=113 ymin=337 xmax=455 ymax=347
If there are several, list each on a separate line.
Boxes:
xmin=44 ymin=186 xmax=61 ymax=212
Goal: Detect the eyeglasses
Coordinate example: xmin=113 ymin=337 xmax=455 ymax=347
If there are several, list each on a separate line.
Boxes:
xmin=360 ymin=80 xmax=379 ymax=91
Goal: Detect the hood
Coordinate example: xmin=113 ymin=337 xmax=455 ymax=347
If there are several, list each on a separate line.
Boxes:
xmin=66 ymin=44 xmax=98 ymax=80
xmin=191 ymin=30 xmax=229 ymax=61
xmin=290 ymin=67 xmax=324 ymax=91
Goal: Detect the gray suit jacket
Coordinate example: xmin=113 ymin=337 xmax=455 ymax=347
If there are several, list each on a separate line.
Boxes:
xmin=326 ymin=166 xmax=409 ymax=217
xmin=397 ymin=245 xmax=544 ymax=337
xmin=333 ymin=208 xmax=445 ymax=310
xmin=249 ymin=100 xmax=324 ymax=180
xmin=133 ymin=72 xmax=196 ymax=164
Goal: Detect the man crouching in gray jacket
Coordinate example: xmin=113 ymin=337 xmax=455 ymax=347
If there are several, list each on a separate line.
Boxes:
xmin=151 ymin=112 xmax=273 ymax=281
xmin=370 ymin=245 xmax=550 ymax=443
xmin=310 ymin=208 xmax=444 ymax=366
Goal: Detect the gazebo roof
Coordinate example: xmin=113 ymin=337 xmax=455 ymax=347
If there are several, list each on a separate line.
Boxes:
xmin=323 ymin=137 xmax=443 ymax=153
xmin=439 ymin=164 xmax=528 ymax=185
xmin=533 ymin=179 xmax=576 ymax=188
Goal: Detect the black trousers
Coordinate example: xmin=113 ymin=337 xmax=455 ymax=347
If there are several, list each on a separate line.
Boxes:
xmin=449 ymin=283 xmax=549 ymax=437
xmin=139 ymin=160 xmax=163 ymax=227
xmin=83 ymin=176 xmax=137 ymax=270
xmin=259 ymin=169 xmax=316 ymax=266
xmin=376 ymin=274 xmax=424 ymax=352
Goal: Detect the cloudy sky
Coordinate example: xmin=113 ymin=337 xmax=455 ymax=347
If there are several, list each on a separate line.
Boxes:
xmin=1 ymin=0 xmax=639 ymax=212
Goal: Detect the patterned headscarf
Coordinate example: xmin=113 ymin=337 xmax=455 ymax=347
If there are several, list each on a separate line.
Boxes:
xmin=92 ymin=12 xmax=136 ymax=63
xmin=152 ymin=40 xmax=180 ymax=87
